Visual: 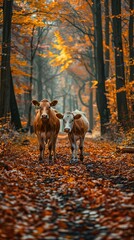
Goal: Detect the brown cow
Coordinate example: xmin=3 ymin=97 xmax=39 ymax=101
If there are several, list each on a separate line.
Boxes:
xmin=56 ymin=110 xmax=89 ymax=164
xmin=32 ymin=99 xmax=60 ymax=162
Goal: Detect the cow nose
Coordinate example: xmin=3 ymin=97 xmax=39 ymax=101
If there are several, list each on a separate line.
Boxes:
xmin=42 ymin=114 xmax=48 ymax=119
xmin=64 ymin=128 xmax=70 ymax=133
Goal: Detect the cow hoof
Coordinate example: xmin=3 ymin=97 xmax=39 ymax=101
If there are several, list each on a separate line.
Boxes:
xmin=70 ymin=158 xmax=78 ymax=164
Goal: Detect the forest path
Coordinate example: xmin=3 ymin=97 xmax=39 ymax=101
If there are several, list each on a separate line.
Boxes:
xmin=0 ymin=133 xmax=133 ymax=240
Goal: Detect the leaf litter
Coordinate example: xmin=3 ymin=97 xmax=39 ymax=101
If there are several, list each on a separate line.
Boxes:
xmin=0 ymin=134 xmax=133 ymax=239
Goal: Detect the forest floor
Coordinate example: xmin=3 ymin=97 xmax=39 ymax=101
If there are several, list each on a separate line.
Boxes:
xmin=0 ymin=132 xmax=134 ymax=240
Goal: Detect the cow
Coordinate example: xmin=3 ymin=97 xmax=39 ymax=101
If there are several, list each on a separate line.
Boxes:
xmin=32 ymin=99 xmax=60 ymax=163
xmin=56 ymin=110 xmax=89 ymax=164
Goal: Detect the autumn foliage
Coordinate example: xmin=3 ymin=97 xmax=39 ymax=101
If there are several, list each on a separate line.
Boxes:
xmin=0 ymin=1 xmax=134 ymax=239
xmin=0 ymin=0 xmax=133 ymax=133
xmin=0 ymin=133 xmax=133 ymax=239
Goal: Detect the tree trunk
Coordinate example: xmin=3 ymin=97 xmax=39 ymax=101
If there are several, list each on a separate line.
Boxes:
xmin=63 ymin=95 xmax=66 ymax=113
xmin=27 ymin=74 xmax=33 ymax=129
xmin=129 ymin=0 xmax=134 ymax=122
xmin=104 ymin=0 xmax=110 ymax=79
xmin=24 ymin=91 xmax=29 ymax=118
xmin=111 ymin=0 xmax=129 ymax=127
xmin=69 ymin=95 xmax=72 ymax=111
xmin=0 ymin=0 xmax=13 ymax=119
xmin=89 ymin=47 xmax=94 ymax=130
xmin=10 ymin=70 xmax=22 ymax=130
xmin=129 ymin=0 xmax=134 ymax=83
xmin=27 ymin=26 xmax=34 ymax=130
xmin=37 ymin=58 xmax=43 ymax=101
xmin=93 ymin=0 xmax=109 ymax=135
xmin=89 ymin=88 xmax=93 ymax=130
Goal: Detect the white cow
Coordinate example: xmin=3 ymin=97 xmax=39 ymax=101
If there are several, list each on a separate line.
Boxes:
xmin=56 ymin=110 xmax=89 ymax=163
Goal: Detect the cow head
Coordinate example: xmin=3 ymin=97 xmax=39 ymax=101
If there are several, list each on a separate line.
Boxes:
xmin=32 ymin=99 xmax=58 ymax=121
xmin=56 ymin=112 xmax=81 ymax=133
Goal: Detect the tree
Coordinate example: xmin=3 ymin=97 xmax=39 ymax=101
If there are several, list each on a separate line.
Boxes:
xmin=104 ymin=0 xmax=110 ymax=79
xmin=76 ymin=46 xmax=94 ymax=130
xmin=10 ymin=70 xmax=22 ymax=130
xmin=111 ymin=0 xmax=129 ymax=127
xmin=129 ymin=0 xmax=134 ymax=83
xmin=1 ymin=0 xmax=132 ymax=134
xmin=0 ymin=0 xmax=13 ymax=119
xmin=47 ymin=1 xmax=96 ymax=130
xmin=0 ymin=0 xmax=22 ymax=130
xmin=93 ymin=0 xmax=109 ymax=134
xmin=128 ymin=0 xmax=134 ymax=122
xmin=10 ymin=1 xmax=59 ymax=130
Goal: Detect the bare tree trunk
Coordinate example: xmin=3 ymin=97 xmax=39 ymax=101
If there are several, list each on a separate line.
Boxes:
xmin=93 ymin=0 xmax=109 ymax=135
xmin=89 ymin=47 xmax=94 ymax=130
xmin=69 ymin=95 xmax=72 ymax=111
xmin=89 ymin=87 xmax=93 ymax=130
xmin=27 ymin=75 xmax=33 ymax=129
xmin=0 ymin=0 xmax=13 ymax=119
xmin=104 ymin=0 xmax=110 ymax=79
xmin=129 ymin=0 xmax=134 ymax=83
xmin=128 ymin=0 xmax=134 ymax=123
xmin=27 ymin=26 xmax=35 ymax=130
xmin=37 ymin=57 xmax=43 ymax=101
xmin=111 ymin=0 xmax=129 ymax=128
xmin=10 ymin=70 xmax=22 ymax=130
xmin=63 ymin=95 xmax=66 ymax=113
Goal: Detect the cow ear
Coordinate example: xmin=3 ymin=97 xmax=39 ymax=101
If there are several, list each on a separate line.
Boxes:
xmin=74 ymin=114 xmax=81 ymax=120
xmin=32 ymin=100 xmax=40 ymax=106
xmin=56 ymin=113 xmax=63 ymax=119
xmin=50 ymin=100 xmax=58 ymax=106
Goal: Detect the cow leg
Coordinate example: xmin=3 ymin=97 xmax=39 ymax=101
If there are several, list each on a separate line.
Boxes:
xmin=79 ymin=137 xmax=84 ymax=161
xmin=38 ymin=136 xmax=45 ymax=162
xmin=52 ymin=137 xmax=57 ymax=161
xmin=48 ymin=141 xmax=52 ymax=162
xmin=69 ymin=135 xmax=78 ymax=164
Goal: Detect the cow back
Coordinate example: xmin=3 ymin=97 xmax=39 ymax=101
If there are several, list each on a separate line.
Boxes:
xmin=72 ymin=113 xmax=89 ymax=136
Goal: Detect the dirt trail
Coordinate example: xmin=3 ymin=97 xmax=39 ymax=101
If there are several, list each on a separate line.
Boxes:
xmin=0 ymin=134 xmax=133 ymax=239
